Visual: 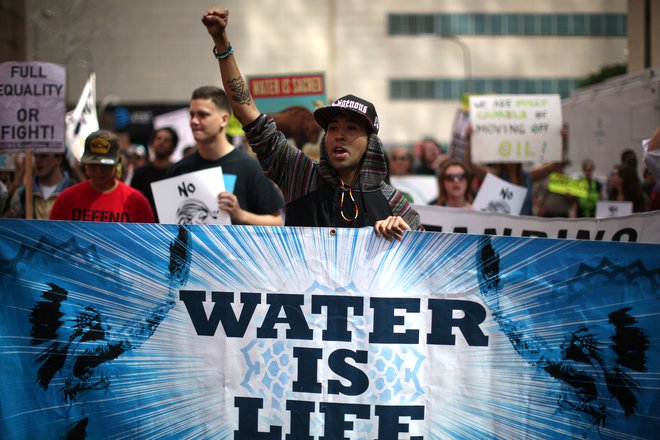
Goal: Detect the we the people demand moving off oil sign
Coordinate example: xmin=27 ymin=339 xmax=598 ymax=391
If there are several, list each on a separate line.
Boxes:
xmin=0 ymin=62 xmax=65 ymax=152
xmin=469 ymin=94 xmax=562 ymax=165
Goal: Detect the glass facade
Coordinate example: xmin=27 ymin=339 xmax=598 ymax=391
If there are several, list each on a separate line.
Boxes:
xmin=387 ymin=13 xmax=622 ymax=101
xmin=388 ymin=13 xmax=627 ymax=36
xmin=390 ymin=78 xmax=581 ymax=100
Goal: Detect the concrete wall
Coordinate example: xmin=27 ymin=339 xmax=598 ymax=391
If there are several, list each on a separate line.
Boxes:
xmin=23 ymin=0 xmax=629 ymax=146
xmin=0 ymin=0 xmax=26 ymax=62
xmin=627 ymin=0 xmax=660 ymax=72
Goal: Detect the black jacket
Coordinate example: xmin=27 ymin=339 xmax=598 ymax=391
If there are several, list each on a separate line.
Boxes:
xmin=245 ymin=114 xmax=420 ymax=229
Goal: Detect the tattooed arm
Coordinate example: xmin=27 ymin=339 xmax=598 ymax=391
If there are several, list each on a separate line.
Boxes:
xmin=202 ymin=8 xmax=260 ymax=126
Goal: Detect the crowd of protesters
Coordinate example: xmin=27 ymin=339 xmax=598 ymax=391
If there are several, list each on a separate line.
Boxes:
xmin=2 ymin=119 xmax=658 ymax=225
xmin=386 ymin=128 xmax=660 ymax=216
xmin=1 ymin=6 xmax=657 ymax=226
xmin=2 ymin=8 xmax=420 ymax=241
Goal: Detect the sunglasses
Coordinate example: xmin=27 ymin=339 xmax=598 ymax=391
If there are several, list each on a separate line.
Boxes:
xmin=391 ymin=155 xmax=409 ymax=161
xmin=443 ymin=173 xmax=466 ymax=182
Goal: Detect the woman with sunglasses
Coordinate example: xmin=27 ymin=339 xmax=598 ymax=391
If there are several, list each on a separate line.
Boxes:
xmin=431 ymin=159 xmax=473 ymax=208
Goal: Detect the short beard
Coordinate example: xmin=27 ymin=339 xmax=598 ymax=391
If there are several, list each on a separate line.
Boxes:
xmin=154 ymin=150 xmax=173 ymax=161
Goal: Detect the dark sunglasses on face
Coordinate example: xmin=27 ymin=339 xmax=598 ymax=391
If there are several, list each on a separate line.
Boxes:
xmin=444 ymin=173 xmax=466 ymax=182
xmin=391 ymin=156 xmax=409 ymax=161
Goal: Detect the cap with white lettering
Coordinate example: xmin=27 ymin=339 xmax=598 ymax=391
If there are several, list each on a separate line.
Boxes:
xmin=314 ymin=94 xmax=379 ymax=134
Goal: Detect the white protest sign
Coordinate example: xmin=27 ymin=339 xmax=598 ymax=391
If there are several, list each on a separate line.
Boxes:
xmin=472 ymin=172 xmax=528 ymax=215
xmin=66 ymin=73 xmax=99 ymax=161
xmin=151 ymin=166 xmax=230 ymax=225
xmin=413 ymin=204 xmax=660 ymax=243
xmin=469 ymin=94 xmax=562 ymax=165
xmin=390 ymin=175 xmax=437 ymax=204
xmin=0 ymin=62 xmax=65 ymax=152
xmin=153 ymin=107 xmax=193 ymax=163
xmin=447 ymin=107 xmax=470 ymax=161
xmin=596 ymin=200 xmax=633 ymax=219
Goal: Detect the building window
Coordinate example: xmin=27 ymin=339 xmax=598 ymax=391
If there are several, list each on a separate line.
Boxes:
xmin=589 ymin=15 xmax=604 ymax=35
xmin=556 ymin=15 xmax=570 ymax=35
xmin=388 ymin=13 xmax=626 ymax=36
xmin=390 ymin=78 xmax=581 ymax=100
xmin=573 ymin=15 xmax=587 ymax=36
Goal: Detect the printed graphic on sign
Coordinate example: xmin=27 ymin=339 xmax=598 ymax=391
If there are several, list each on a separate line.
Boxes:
xmin=0 ymin=62 xmax=66 ymax=152
xmin=472 ymin=172 xmax=528 ymax=215
xmin=247 ymin=73 xmax=326 ymax=149
xmin=469 ymin=94 xmax=562 ymax=165
xmin=151 ymin=166 xmax=230 ymax=225
xmin=0 ymin=221 xmax=658 ymax=439
xmin=596 ymin=200 xmax=633 ymax=219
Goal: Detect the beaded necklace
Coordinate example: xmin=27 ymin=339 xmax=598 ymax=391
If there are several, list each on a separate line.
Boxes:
xmin=339 ymin=180 xmax=359 ymax=222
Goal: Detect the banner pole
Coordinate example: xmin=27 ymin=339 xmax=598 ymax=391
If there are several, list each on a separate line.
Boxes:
xmin=24 ymin=151 xmax=33 ymax=220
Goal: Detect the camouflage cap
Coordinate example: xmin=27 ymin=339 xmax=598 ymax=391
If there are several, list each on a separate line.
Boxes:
xmin=80 ymin=130 xmax=120 ymax=165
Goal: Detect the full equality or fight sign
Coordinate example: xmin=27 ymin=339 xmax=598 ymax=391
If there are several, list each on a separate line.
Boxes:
xmin=0 ymin=62 xmax=65 ymax=152
xmin=0 ymin=220 xmax=658 ymax=439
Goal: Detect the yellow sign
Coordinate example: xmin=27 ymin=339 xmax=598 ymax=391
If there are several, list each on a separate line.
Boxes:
xmin=547 ymin=172 xmax=589 ymax=198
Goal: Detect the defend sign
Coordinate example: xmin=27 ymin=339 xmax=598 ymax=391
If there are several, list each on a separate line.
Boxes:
xmin=469 ymin=94 xmax=562 ymax=165
xmin=0 ymin=62 xmax=65 ymax=152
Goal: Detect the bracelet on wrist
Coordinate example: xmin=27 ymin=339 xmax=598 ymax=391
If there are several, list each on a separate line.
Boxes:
xmin=213 ymin=44 xmax=234 ymax=60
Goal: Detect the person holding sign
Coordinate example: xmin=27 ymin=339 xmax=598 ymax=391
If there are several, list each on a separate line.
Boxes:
xmin=607 ymin=165 xmax=647 ymax=213
xmin=201 ymin=7 xmax=420 ymax=240
xmin=4 ymin=153 xmax=77 ymax=219
xmin=49 ymin=130 xmax=155 ymax=223
xmin=467 ymin=125 xmax=569 ymax=216
xmin=413 ymin=138 xmax=444 ymax=175
xmin=575 ymin=159 xmax=602 ymax=218
xmin=165 ymin=86 xmax=285 ymax=226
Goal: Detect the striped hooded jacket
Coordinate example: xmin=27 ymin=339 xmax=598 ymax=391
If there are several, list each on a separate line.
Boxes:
xmin=244 ymin=114 xmax=421 ymax=230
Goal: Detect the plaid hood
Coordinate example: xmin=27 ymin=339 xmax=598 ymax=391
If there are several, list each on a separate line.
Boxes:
xmin=317 ymin=132 xmax=388 ymax=191
xmin=245 ymin=113 xmax=421 ymax=230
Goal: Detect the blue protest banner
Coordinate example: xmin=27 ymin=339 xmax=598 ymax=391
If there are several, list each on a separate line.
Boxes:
xmin=0 ymin=220 xmax=658 ymax=439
